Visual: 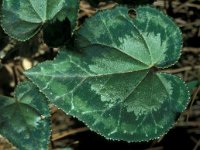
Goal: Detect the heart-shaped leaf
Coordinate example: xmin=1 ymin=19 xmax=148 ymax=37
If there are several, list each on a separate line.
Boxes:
xmin=1 ymin=0 xmax=79 ymax=41
xmin=0 ymin=81 xmax=50 ymax=150
xmin=25 ymin=6 xmax=189 ymax=142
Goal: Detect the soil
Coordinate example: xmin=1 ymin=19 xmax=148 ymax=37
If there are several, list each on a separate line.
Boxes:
xmin=0 ymin=0 xmax=199 ymax=150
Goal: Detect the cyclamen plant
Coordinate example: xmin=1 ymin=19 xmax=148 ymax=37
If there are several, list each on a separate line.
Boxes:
xmin=0 ymin=0 xmax=190 ymax=149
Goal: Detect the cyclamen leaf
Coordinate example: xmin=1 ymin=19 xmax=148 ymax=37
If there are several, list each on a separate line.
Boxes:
xmin=25 ymin=6 xmax=189 ymax=142
xmin=1 ymin=0 xmax=79 ymax=41
xmin=0 ymin=81 xmax=50 ymax=150
xmin=187 ymin=80 xmax=200 ymax=92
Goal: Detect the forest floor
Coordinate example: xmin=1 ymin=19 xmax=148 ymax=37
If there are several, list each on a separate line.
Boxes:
xmin=0 ymin=0 xmax=199 ymax=150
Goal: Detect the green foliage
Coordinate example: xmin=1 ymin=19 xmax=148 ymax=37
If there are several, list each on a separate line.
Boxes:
xmin=25 ymin=6 xmax=189 ymax=142
xmin=0 ymin=81 xmax=50 ymax=150
xmin=187 ymin=80 xmax=200 ymax=92
xmin=0 ymin=0 xmax=191 ymax=148
xmin=1 ymin=0 xmax=79 ymax=41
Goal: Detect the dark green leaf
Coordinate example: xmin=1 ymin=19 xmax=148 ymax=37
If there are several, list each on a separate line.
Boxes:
xmin=1 ymin=0 xmax=79 ymax=41
xmin=187 ymin=80 xmax=200 ymax=92
xmin=25 ymin=6 xmax=189 ymax=142
xmin=0 ymin=81 xmax=50 ymax=150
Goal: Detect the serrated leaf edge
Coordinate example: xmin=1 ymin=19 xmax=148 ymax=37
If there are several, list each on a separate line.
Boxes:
xmin=0 ymin=81 xmax=52 ymax=150
xmin=25 ymin=50 xmax=190 ymax=142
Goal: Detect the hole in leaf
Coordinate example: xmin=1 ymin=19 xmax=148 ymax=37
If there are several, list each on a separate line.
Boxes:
xmin=128 ymin=9 xmax=137 ymax=19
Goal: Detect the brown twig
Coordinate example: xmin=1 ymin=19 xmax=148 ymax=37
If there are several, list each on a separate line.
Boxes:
xmin=52 ymin=127 xmax=89 ymax=141
xmin=177 ymin=121 xmax=200 ymax=127
xmin=183 ymin=47 xmax=200 ymax=53
xmin=161 ymin=66 xmax=200 ymax=74
xmin=193 ymin=138 xmax=200 ymax=150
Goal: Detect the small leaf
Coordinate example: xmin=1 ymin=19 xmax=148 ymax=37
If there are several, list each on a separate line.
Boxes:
xmin=187 ymin=80 xmax=200 ymax=92
xmin=1 ymin=0 xmax=79 ymax=41
xmin=0 ymin=81 xmax=50 ymax=150
xmin=25 ymin=6 xmax=189 ymax=142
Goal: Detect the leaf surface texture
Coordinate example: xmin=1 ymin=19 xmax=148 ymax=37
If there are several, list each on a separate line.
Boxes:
xmin=25 ymin=6 xmax=189 ymax=141
xmin=0 ymin=81 xmax=50 ymax=149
